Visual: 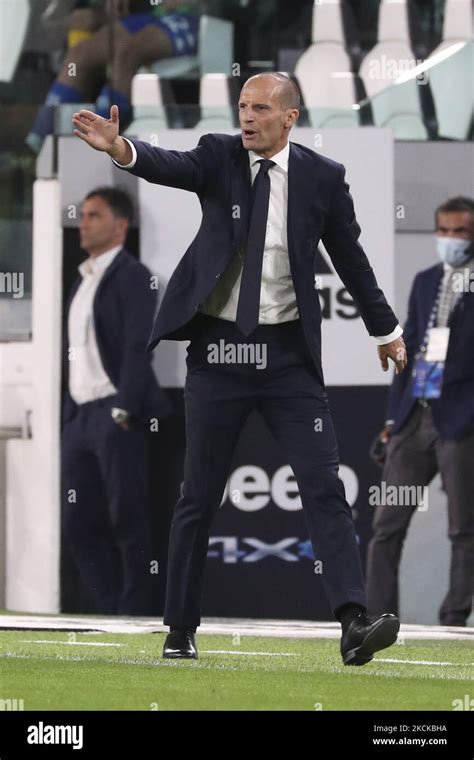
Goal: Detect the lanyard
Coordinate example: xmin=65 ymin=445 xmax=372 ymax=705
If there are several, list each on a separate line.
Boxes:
xmin=417 ymin=274 xmax=445 ymax=356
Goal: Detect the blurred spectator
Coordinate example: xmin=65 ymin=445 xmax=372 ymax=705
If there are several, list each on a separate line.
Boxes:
xmin=27 ymin=0 xmax=200 ymax=153
xmin=61 ymin=186 xmax=172 ymax=615
xmin=366 ymin=196 xmax=474 ymax=627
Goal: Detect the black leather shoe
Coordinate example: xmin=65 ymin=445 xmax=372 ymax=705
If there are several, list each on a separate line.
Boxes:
xmin=341 ymin=612 xmax=400 ymax=666
xmin=163 ymin=629 xmax=198 ymax=659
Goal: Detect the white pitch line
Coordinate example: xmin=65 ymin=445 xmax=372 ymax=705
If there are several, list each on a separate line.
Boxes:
xmin=2 ymin=652 xmax=472 ymax=678
xmin=204 ymin=650 xmax=295 ymax=656
xmin=12 ymin=643 xmax=474 ymax=666
xmin=1 ymin=652 xmax=240 ymax=670
xmin=376 ymin=657 xmax=469 ymax=666
xmin=20 ymin=643 xmax=293 ymax=656
xmin=20 ymin=640 xmax=124 ymax=647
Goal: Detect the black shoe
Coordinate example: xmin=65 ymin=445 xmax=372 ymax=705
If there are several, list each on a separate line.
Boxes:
xmin=163 ymin=629 xmax=198 ymax=659
xmin=340 ymin=612 xmax=400 ymax=666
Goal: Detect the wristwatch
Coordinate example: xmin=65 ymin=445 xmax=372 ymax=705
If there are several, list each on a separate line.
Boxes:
xmin=111 ymin=407 xmax=130 ymax=425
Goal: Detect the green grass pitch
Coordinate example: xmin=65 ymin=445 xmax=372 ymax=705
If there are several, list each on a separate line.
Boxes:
xmin=0 ymin=630 xmax=472 ymax=711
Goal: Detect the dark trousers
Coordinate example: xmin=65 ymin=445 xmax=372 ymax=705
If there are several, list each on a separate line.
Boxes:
xmin=61 ymin=394 xmax=152 ymax=615
xmin=366 ymin=403 xmax=474 ymax=625
xmin=163 ymin=313 xmax=366 ymax=630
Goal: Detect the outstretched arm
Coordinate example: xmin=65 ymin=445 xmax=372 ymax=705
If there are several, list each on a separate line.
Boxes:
xmin=72 ymin=105 xmax=210 ymax=193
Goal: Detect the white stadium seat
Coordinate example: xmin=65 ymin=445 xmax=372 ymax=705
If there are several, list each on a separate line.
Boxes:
xmin=377 ymin=0 xmax=412 ymax=42
xmin=441 ymin=0 xmax=473 ymax=41
xmin=295 ymin=1 xmax=358 ymax=127
xmin=311 ymin=0 xmax=346 ymax=44
xmin=196 ymin=74 xmax=234 ymax=130
xmin=125 ymin=74 xmax=169 ymax=136
xmin=147 ymin=15 xmax=234 ymax=78
xmin=426 ymin=0 xmax=473 ymax=140
xmin=359 ymin=0 xmax=427 ymax=139
xmin=0 ymin=0 xmax=30 ymax=82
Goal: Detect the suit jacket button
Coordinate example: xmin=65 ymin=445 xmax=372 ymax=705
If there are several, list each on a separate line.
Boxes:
xmin=215 ymin=273 xmax=221 ymax=279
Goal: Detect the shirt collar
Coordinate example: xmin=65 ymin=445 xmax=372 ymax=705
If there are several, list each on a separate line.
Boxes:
xmin=79 ymin=245 xmax=122 ymax=277
xmin=248 ymin=141 xmax=290 ymax=174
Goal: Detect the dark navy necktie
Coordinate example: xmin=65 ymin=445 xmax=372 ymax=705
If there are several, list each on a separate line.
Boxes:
xmin=236 ymin=158 xmax=276 ymax=336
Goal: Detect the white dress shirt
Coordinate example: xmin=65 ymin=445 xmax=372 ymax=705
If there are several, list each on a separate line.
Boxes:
xmin=114 ymin=138 xmax=402 ymax=344
xmin=68 ymin=245 xmax=121 ymax=404
xmin=203 ymin=142 xmax=297 ymax=323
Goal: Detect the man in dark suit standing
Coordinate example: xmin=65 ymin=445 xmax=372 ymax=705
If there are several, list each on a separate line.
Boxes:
xmin=62 ymin=187 xmax=172 ymax=615
xmin=367 ymin=196 xmax=474 ymax=626
xmin=72 ymin=73 xmax=407 ymax=664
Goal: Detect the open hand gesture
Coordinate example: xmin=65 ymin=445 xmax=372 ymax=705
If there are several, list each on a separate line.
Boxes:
xmin=72 ymin=105 xmax=120 ymax=154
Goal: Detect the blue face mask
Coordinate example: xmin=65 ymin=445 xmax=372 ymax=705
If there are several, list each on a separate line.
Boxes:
xmin=436 ymin=237 xmax=472 ymax=267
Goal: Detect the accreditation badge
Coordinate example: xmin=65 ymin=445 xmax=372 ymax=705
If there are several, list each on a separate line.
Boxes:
xmin=412 ymin=358 xmax=445 ymax=399
xmin=424 ymin=327 xmax=450 ymax=362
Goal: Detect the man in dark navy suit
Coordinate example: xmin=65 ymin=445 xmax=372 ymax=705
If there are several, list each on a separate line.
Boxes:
xmin=62 ymin=187 xmax=172 ymax=615
xmin=367 ymin=196 xmax=474 ymax=626
xmin=73 ymin=73 xmax=407 ymax=664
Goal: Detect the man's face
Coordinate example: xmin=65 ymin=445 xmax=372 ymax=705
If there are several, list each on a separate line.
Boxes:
xmin=238 ymin=78 xmax=298 ymax=157
xmin=79 ymin=196 xmax=128 ymax=256
xmin=436 ymin=211 xmax=474 ymax=242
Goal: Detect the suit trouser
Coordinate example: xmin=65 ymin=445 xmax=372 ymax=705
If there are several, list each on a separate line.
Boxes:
xmin=163 ymin=313 xmax=367 ymax=630
xmin=61 ymin=394 xmax=152 ymax=615
xmin=366 ymin=403 xmax=474 ymax=624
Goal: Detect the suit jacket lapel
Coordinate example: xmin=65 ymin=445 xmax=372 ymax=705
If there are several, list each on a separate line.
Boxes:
xmin=287 ymin=142 xmax=305 ymax=268
xmin=287 ymin=142 xmax=324 ymax=273
xmin=95 ymin=248 xmax=127 ymax=301
xmin=66 ymin=248 xmax=127 ymax=315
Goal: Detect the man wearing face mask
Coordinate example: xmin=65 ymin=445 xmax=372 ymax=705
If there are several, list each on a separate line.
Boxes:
xmin=366 ymin=196 xmax=474 ymax=627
